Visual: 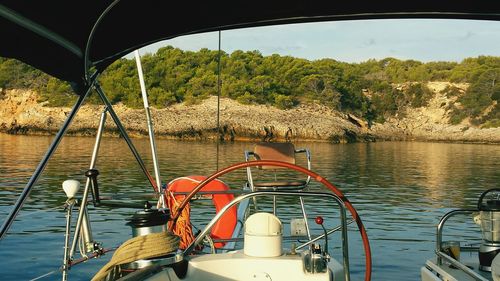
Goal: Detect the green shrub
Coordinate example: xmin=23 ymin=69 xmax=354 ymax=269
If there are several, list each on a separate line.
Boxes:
xmin=148 ymin=87 xmax=177 ymax=108
xmin=440 ymin=85 xmax=463 ymax=97
xmin=406 ymin=83 xmax=433 ymax=107
xmin=274 ymin=94 xmax=295 ymax=109
xmin=183 ymin=91 xmax=209 ymax=105
xmin=1 ymin=52 xmax=499 ymax=129
xmin=482 ymin=119 xmax=500 ymax=128
xmin=38 ymin=77 xmax=75 ymax=106
xmin=236 ymin=92 xmax=257 ymax=105
xmin=449 ymin=109 xmax=467 ymax=125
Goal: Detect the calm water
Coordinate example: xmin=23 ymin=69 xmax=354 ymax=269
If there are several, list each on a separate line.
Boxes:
xmin=0 ymin=133 xmax=499 ymax=280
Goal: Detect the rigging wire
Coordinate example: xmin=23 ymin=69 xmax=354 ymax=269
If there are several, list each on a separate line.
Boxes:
xmin=29 ymin=269 xmax=58 ymax=281
xmin=28 ymin=245 xmax=119 ymax=281
xmin=15 ymin=204 xmax=64 ymax=218
xmin=216 ymin=30 xmax=222 ymax=170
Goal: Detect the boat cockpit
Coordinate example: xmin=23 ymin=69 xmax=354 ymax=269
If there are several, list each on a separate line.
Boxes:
xmin=1 ymin=2 xmax=500 ymax=281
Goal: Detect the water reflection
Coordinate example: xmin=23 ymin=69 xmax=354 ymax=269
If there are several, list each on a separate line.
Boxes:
xmin=0 ymin=133 xmax=499 ymax=280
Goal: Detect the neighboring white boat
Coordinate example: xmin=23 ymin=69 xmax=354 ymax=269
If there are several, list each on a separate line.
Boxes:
xmin=421 ymin=189 xmax=500 ymax=281
xmin=1 ymin=2 xmax=500 ymax=281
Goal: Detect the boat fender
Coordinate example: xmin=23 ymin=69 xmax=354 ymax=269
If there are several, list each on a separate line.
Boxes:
xmin=166 ymin=175 xmax=237 ymax=249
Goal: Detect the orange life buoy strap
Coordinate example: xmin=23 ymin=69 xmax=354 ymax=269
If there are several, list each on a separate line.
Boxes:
xmin=166 ymin=176 xmax=237 ymax=249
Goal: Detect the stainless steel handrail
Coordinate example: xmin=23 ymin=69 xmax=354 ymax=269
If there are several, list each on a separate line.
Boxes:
xmin=244 ymin=148 xmax=313 ymax=238
xmin=435 ymin=251 xmax=488 ymax=281
xmin=183 ymin=190 xmax=350 ymax=281
xmin=436 ymin=209 xmax=477 ymax=265
xmin=435 ymin=209 xmax=487 ymax=281
xmin=296 ymin=219 xmax=355 ymax=250
xmin=172 ymin=190 xmax=250 ymax=195
xmin=213 ymin=236 xmax=308 ymax=243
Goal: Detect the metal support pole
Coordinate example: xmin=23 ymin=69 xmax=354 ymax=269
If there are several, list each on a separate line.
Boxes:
xmin=144 ymin=109 xmax=161 ymax=186
xmin=134 ymin=50 xmax=163 ymax=207
xmin=67 ymin=183 xmax=92 ymax=258
xmin=0 ymin=73 xmax=96 ymax=241
xmin=340 ymin=206 xmax=351 ymax=281
xmin=69 ymin=108 xmax=107 ymax=257
xmin=94 ymin=83 xmax=158 ymax=192
xmin=216 ymin=30 xmax=222 ymax=170
xmin=273 ymin=194 xmax=277 ymax=215
xmin=90 ymin=109 xmax=107 ymax=169
xmin=62 ymin=200 xmax=75 ymax=281
xmin=299 ymin=196 xmax=312 ymax=240
xmin=80 ymin=207 xmax=94 ymax=252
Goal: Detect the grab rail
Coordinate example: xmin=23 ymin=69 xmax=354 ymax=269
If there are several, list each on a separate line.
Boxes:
xmin=435 ymin=209 xmax=487 ymax=281
xmin=184 ymin=190 xmax=350 ymax=281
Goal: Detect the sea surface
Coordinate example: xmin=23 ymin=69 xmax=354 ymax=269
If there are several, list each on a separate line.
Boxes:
xmin=0 ymin=133 xmax=499 ymax=280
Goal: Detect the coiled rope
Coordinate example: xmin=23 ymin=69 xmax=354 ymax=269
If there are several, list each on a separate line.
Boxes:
xmin=92 ymin=231 xmax=180 ymax=281
xmin=167 ymin=191 xmax=195 ymax=249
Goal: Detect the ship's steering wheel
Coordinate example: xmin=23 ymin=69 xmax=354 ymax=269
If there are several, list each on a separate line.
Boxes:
xmin=170 ymin=160 xmax=372 ymax=281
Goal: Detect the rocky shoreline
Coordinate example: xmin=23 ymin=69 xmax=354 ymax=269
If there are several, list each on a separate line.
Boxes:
xmin=1 ymin=85 xmax=499 ymax=144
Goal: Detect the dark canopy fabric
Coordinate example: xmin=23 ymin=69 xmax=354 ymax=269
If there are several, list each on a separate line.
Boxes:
xmin=1 ymin=0 xmax=500 ymax=89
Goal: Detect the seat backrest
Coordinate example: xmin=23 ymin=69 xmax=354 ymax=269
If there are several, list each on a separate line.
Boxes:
xmin=253 ymin=142 xmax=295 ymax=169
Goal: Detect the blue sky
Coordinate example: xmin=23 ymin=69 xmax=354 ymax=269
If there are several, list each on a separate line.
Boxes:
xmin=135 ymin=19 xmax=500 ymax=63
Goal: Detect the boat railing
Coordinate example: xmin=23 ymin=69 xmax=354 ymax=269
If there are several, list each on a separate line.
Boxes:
xmin=183 ymin=190 xmax=351 ymax=281
xmin=211 ymin=219 xmax=355 ymax=248
xmin=435 ymin=209 xmax=488 ymax=281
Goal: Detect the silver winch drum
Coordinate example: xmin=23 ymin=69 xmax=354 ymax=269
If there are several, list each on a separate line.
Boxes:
xmin=121 ymin=202 xmax=174 ymax=271
xmin=477 ymin=189 xmax=500 ymax=271
xmin=126 ymin=201 xmax=169 ymax=237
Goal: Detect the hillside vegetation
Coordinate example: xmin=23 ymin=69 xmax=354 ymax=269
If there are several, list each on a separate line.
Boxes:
xmin=0 ymin=48 xmax=499 ymax=128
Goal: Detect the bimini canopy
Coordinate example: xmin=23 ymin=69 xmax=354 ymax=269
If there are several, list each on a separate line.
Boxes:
xmin=1 ymin=0 xmax=500 ymax=90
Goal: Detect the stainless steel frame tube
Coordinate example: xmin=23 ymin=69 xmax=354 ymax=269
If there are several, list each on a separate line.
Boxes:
xmin=134 ymin=51 xmax=162 ymax=194
xmin=62 ymin=200 xmax=75 ymax=281
xmin=0 ymin=74 xmax=96 ymax=241
xmin=184 ymin=191 xmax=351 ymax=281
xmin=436 ymin=209 xmax=476 ymax=265
xmin=69 ymin=108 xmax=106 ymax=257
xmin=80 ymin=207 xmax=93 ymax=252
xmin=93 ymin=83 xmax=158 ymax=192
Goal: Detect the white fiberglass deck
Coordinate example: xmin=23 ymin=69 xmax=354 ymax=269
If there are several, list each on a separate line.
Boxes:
xmin=144 ymin=250 xmax=344 ymax=281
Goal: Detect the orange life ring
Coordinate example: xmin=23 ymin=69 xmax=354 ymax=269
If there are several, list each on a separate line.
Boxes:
xmin=166 ymin=175 xmax=237 ymax=249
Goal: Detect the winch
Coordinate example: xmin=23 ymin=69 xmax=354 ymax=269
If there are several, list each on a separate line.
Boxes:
xmin=476 ymin=189 xmax=500 ymax=271
xmin=121 ymin=202 xmax=176 ymax=271
xmin=126 ymin=201 xmax=169 ymax=237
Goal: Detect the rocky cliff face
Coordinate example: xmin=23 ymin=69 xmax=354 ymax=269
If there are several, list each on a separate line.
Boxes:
xmin=1 ymin=84 xmax=499 ymax=143
xmin=371 ymin=82 xmax=500 ymax=143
